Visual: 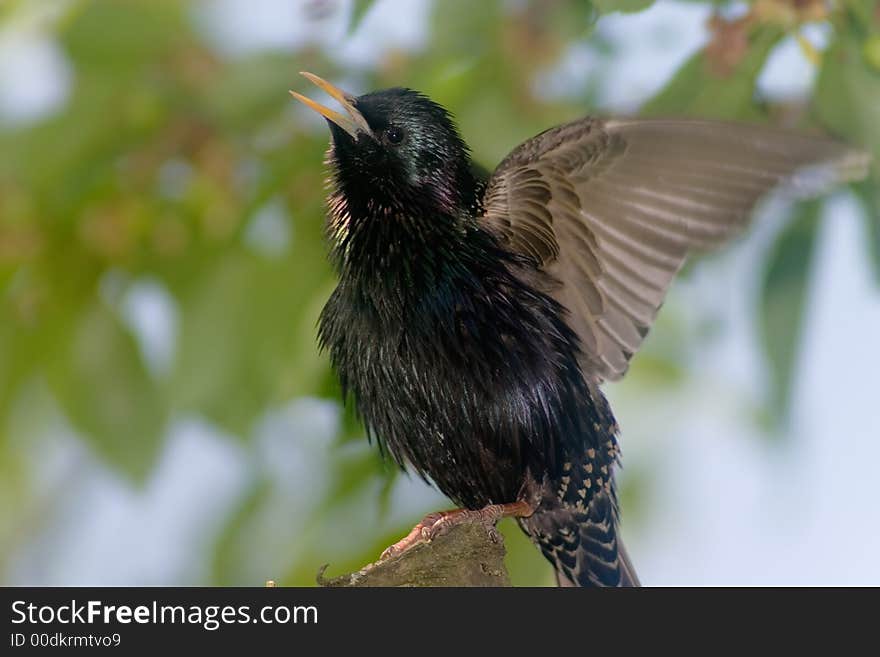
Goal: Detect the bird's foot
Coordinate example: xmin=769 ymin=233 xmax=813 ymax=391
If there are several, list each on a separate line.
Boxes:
xmin=379 ymin=500 xmax=535 ymax=561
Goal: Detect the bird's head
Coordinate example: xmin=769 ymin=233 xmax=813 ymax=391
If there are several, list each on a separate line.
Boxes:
xmin=292 ymin=73 xmax=478 ymax=253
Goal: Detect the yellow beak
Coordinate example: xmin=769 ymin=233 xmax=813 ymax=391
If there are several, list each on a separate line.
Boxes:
xmin=290 ymin=72 xmax=372 ymax=139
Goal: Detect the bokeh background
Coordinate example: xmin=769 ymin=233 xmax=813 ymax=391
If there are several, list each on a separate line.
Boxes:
xmin=1 ymin=0 xmax=878 ymax=586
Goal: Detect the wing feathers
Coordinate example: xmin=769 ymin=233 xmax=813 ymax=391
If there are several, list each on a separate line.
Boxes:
xmin=482 ymin=117 xmax=870 ymax=380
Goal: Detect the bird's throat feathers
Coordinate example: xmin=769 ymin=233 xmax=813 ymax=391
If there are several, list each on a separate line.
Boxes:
xmin=323 ymin=147 xmax=485 ymax=287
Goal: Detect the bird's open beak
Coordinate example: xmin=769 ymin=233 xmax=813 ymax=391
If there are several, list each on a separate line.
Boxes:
xmin=290 ymin=72 xmax=372 ymax=139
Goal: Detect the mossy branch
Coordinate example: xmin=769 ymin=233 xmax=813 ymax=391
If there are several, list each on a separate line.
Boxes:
xmin=317 ymin=522 xmax=511 ymax=587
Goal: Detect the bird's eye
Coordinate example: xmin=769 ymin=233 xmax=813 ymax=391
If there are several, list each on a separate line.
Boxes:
xmin=386 ymin=126 xmax=404 ymax=145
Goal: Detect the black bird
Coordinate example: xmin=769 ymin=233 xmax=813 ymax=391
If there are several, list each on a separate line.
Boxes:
xmin=292 ymin=72 xmax=869 ymax=587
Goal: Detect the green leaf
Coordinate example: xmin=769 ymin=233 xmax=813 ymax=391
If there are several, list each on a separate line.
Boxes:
xmin=815 ymin=25 xmax=880 ymax=283
xmin=0 ymin=302 xmax=34 ymax=429
xmin=44 ymin=299 xmax=168 ymax=482
xmin=864 ymin=35 xmax=880 ymax=72
xmin=642 ymin=24 xmax=784 ymax=120
xmin=759 ymin=201 xmax=822 ymax=425
xmin=843 ymin=0 xmax=880 ymax=34
xmin=815 ymin=29 xmax=880 ymax=159
xmin=200 ymin=53 xmax=299 ymax=131
xmin=853 ymin=181 xmax=880 ymax=285
xmin=867 ymin=206 xmax=880 ymax=284
xmin=170 ymin=246 xmax=334 ymax=437
xmin=498 ymin=519 xmax=555 ymax=586
xmin=170 ymin=255 xmax=279 ymax=436
xmin=209 ymin=475 xmax=272 ymax=585
xmin=349 ymin=0 xmax=375 ymax=34
xmin=59 ymin=0 xmax=186 ymax=75
xmin=320 ymin=446 xmax=387 ymax=515
xmin=593 ymin=0 xmax=654 ymax=14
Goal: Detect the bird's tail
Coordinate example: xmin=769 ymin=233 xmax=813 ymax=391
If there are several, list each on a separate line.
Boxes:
xmin=554 ymin=536 xmax=640 ymax=587
xmin=520 ymin=489 xmax=640 ymax=587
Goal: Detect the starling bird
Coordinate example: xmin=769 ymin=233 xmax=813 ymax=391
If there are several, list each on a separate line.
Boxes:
xmin=292 ymin=72 xmax=869 ymax=587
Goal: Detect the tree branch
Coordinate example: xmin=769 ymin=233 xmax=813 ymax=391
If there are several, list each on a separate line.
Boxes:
xmin=318 ymin=523 xmax=511 ymax=587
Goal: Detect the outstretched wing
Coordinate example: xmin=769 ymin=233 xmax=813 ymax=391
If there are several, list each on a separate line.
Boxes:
xmin=481 ymin=118 xmax=870 ymax=381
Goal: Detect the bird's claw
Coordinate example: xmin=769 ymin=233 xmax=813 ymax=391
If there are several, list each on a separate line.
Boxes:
xmin=379 ymin=512 xmax=445 ymax=560
xmin=379 ymin=503 xmax=524 ymax=561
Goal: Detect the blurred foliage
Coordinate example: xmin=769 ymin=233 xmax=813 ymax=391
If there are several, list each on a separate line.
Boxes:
xmin=759 ymin=200 xmax=822 ymax=420
xmin=0 ymin=0 xmax=877 ymax=585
